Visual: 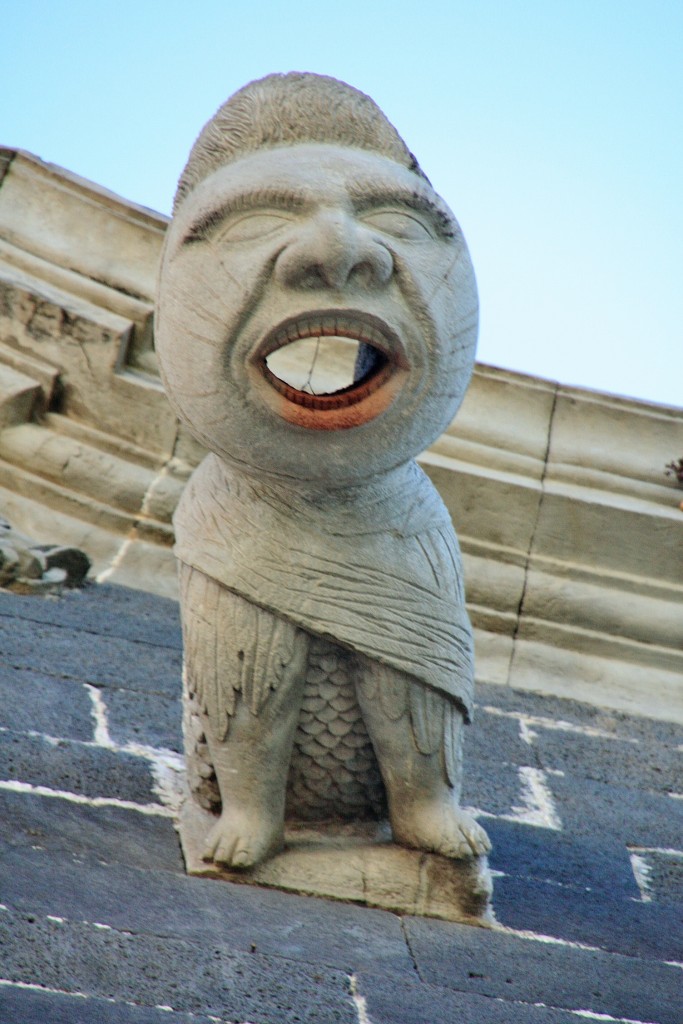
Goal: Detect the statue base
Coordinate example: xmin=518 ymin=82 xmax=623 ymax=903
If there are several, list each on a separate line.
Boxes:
xmin=179 ymin=800 xmax=494 ymax=925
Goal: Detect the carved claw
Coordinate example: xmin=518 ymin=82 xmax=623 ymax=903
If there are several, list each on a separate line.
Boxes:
xmin=202 ymin=809 xmax=283 ymax=869
xmin=392 ymin=801 xmax=491 ymax=861
xmin=450 ymin=809 xmax=492 ymax=858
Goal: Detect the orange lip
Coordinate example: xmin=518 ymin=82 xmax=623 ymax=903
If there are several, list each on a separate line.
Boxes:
xmin=251 ymin=311 xmax=408 ymax=430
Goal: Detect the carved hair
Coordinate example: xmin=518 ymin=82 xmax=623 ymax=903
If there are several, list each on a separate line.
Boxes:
xmin=175 ymin=72 xmax=427 ymax=211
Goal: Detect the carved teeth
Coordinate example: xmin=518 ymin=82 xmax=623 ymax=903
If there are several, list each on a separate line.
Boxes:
xmin=266 ymin=316 xmax=389 ymax=357
xmin=258 ymin=312 xmax=399 ymax=412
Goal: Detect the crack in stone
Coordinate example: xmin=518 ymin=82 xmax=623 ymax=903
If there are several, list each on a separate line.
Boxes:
xmin=400 ymin=917 xmax=423 ymax=981
xmin=506 ymin=382 xmax=560 ymax=687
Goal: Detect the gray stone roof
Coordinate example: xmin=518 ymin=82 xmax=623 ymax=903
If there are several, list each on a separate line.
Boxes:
xmin=1 ymin=583 xmax=681 ymax=1023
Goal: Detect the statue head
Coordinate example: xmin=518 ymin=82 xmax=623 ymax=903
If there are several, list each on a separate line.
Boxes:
xmin=174 ymin=73 xmax=428 ymax=211
xmin=156 ymin=73 xmax=478 ymax=486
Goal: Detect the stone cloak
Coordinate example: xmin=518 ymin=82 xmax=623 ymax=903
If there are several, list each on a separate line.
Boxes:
xmin=173 ymin=453 xmax=474 ymax=720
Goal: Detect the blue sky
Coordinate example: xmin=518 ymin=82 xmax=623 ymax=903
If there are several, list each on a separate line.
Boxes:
xmin=3 ymin=1 xmax=681 ymax=408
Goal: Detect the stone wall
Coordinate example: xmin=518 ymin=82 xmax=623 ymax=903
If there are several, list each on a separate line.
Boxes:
xmin=1 ymin=148 xmax=681 ymax=723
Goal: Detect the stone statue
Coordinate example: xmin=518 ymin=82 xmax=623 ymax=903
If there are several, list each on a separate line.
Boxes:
xmin=156 ymin=73 xmax=489 ymax=873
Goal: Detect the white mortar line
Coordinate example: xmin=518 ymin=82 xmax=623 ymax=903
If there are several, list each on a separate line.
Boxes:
xmin=0 ymin=979 xmax=232 ymax=1021
xmin=3 ymin=699 xmax=187 ymax=820
xmin=518 ymin=718 xmax=538 ymax=745
xmin=499 ymin=925 xmax=683 ymax=985
xmin=96 ymin=461 xmax=172 ymax=584
xmin=0 ymin=979 xmax=89 ymax=999
xmin=0 ymin=779 xmax=174 ymax=816
xmin=0 ymin=723 xmax=181 ymax=766
xmin=629 ymin=845 xmax=683 ymax=857
xmin=628 ymin=845 xmax=683 ymax=905
xmin=628 ymin=853 xmax=652 ymax=902
xmin=570 ymin=1011 xmax=658 ymax=1024
xmin=481 ymin=706 xmax=640 ymax=744
xmin=508 ymin=766 xmax=562 ymax=830
xmin=465 ymin=804 xmax=559 ymax=832
xmin=349 ymin=974 xmax=372 ymax=1024
xmin=5 ymin=913 xmax=256 ymax=1024
xmin=84 ymin=682 xmax=187 ymax=815
xmin=85 ymin=684 xmax=114 ymax=748
xmin=162 ymin=1010 xmax=232 ymax=1019
xmin=494 ymin=925 xmax=606 ymax=953
xmin=125 ymin=742 xmax=187 ymax=817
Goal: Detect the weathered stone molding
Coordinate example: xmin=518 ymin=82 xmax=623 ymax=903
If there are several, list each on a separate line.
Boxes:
xmin=1 ymin=149 xmax=681 ymax=721
xmin=424 ymin=368 xmax=683 ymax=722
xmin=0 ymin=149 xmax=199 ymax=594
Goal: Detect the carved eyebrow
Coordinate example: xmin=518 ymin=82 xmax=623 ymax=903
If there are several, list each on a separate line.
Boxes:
xmin=351 ymin=185 xmax=458 ymax=239
xmin=182 ymin=187 xmax=307 ymax=244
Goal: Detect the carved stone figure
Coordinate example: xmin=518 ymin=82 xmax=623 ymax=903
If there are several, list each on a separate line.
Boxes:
xmin=0 ymin=515 xmax=90 ymax=592
xmin=156 ymin=73 xmax=489 ymax=873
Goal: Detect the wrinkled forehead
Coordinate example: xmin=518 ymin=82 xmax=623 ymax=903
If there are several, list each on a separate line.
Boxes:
xmin=172 ymin=143 xmax=455 ymax=231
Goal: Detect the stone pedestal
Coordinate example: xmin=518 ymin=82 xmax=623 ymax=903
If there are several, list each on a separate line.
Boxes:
xmin=179 ymin=800 xmax=494 ymax=926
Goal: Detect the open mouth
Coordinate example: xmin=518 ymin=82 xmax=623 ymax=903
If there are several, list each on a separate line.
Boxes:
xmin=258 ymin=313 xmax=399 ymax=412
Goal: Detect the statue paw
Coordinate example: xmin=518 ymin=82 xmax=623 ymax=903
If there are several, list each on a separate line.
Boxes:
xmin=202 ymin=809 xmax=282 ymax=868
xmin=393 ymin=800 xmax=491 ymax=860
xmin=441 ymin=807 xmax=491 ymax=858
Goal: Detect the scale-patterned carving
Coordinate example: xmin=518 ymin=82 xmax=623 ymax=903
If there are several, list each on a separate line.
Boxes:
xmin=285 ymin=635 xmax=386 ymax=821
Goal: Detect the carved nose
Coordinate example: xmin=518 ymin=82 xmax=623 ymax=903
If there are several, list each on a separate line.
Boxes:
xmin=275 ymin=211 xmax=393 ymax=290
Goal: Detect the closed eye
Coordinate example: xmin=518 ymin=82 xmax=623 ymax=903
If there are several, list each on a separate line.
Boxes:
xmin=216 ymin=212 xmax=294 ymax=242
xmin=181 ymin=188 xmax=305 ymax=245
xmin=360 ymin=209 xmax=435 ymax=241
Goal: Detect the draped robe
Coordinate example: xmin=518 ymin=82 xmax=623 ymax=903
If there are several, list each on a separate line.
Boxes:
xmin=174 ymin=453 xmax=474 ymax=721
